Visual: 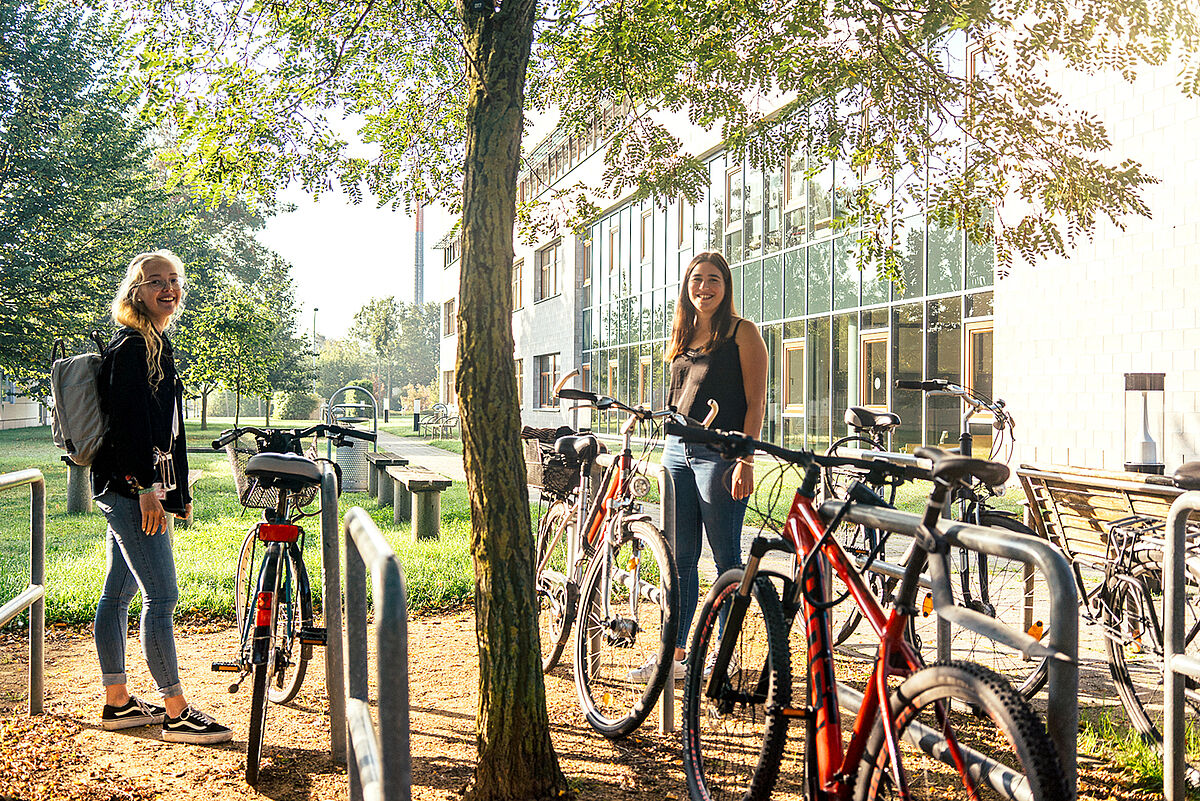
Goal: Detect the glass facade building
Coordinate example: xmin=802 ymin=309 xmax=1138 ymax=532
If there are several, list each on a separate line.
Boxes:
xmin=581 ymin=150 xmax=995 ymax=453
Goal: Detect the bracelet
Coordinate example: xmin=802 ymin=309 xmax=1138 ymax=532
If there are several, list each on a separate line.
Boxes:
xmin=138 ymin=487 xmax=156 ymax=495
xmin=737 ymin=458 xmax=754 ymax=466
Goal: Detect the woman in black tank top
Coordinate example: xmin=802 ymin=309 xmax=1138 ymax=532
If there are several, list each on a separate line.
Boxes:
xmin=628 ymin=251 xmax=768 ymax=683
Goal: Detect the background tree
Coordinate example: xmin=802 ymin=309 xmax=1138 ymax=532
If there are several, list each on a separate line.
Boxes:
xmin=395 ymin=301 xmax=440 ymax=393
xmin=252 ymin=256 xmax=314 ymax=425
xmin=350 ymin=296 xmax=401 ymax=413
xmin=315 ymin=339 xmax=372 ymax=403
xmin=127 ymin=0 xmax=1198 ymax=796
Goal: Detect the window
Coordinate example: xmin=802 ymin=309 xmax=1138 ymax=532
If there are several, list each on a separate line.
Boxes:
xmin=443 ymin=298 xmax=456 ymax=337
xmin=966 ymin=322 xmax=994 ymax=403
xmin=785 ymin=152 xmax=806 ymax=209
xmin=608 ymin=227 xmax=619 ymax=272
xmin=677 ymin=199 xmax=686 ymax=248
xmin=607 ymin=358 xmax=619 ymax=397
xmin=536 ymin=354 xmax=560 ymax=408
xmin=535 ymin=240 xmax=563 ymax=301
xmin=581 ymin=362 xmax=591 ymax=394
xmin=726 ymin=166 xmax=743 ymax=227
xmin=640 ymin=209 xmax=652 ymax=262
xmin=442 ymin=369 xmax=456 ymax=405
xmin=582 ymin=240 xmax=592 ymax=287
xmin=638 ymin=356 xmax=652 ymax=405
xmin=515 ymin=359 xmax=524 ymax=408
xmin=783 ymin=341 xmax=805 ymax=414
xmin=512 ymin=259 xmax=524 ymax=310
xmin=860 ymin=332 xmax=889 ymax=408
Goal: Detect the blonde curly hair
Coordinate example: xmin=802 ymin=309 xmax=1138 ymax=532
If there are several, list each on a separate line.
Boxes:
xmin=111 ymin=250 xmax=187 ymax=387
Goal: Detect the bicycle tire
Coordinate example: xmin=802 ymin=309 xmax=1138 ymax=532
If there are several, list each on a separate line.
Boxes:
xmin=1104 ymin=553 xmax=1200 ymax=773
xmin=853 ymin=661 xmax=1067 ymax=801
xmin=245 ymin=555 xmax=280 ymax=786
xmin=950 ymin=512 xmax=1051 ymax=698
xmin=536 ymin=500 xmax=576 ymax=672
xmin=268 ymin=546 xmax=312 ymax=704
xmin=682 ymin=570 xmax=791 ymax=801
xmin=235 ymin=527 xmax=256 ymax=635
xmin=573 ymin=518 xmax=678 ymax=738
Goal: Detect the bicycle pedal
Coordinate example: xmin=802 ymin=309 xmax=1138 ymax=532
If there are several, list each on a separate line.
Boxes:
xmin=298 ymin=627 xmax=327 ymax=646
xmin=211 ymin=660 xmax=241 ymax=672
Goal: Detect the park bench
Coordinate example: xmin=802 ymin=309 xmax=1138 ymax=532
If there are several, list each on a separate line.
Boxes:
xmin=365 ymin=450 xmax=410 ymax=502
xmin=385 ymin=465 xmax=452 ymax=540
xmin=1015 ymin=462 xmax=1186 ymax=579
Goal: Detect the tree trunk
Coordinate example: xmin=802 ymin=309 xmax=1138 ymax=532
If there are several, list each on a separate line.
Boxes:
xmin=456 ymin=0 xmax=566 ymax=797
xmin=200 ymin=388 xmax=209 ymax=430
xmin=265 ymin=394 xmax=272 ymax=427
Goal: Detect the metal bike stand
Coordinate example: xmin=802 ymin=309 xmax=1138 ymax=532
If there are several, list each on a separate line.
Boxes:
xmin=0 ymin=469 xmax=45 ymax=715
xmin=592 ymin=452 xmax=676 ymax=734
xmin=821 ymin=501 xmax=1079 ymax=798
xmin=1163 ymin=491 xmax=1200 ymax=801
xmin=320 ymin=465 xmax=347 ymax=764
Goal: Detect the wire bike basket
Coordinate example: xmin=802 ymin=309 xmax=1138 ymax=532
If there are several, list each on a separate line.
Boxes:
xmin=225 ymin=437 xmax=320 ymax=510
xmin=522 ymin=425 xmax=580 ymax=500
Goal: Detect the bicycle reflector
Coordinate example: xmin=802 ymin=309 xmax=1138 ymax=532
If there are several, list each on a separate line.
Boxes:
xmin=257 ymin=523 xmax=300 ymax=543
xmin=255 ymin=592 xmax=273 ymax=627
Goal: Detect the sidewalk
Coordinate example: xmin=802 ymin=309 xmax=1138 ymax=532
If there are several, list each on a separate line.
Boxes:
xmin=374 ymin=430 xmax=467 ymax=481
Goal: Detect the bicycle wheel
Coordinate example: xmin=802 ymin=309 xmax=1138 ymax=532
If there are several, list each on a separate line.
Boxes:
xmin=853 ymin=661 xmax=1067 ymax=801
xmin=245 ymin=556 xmax=280 ymax=786
xmin=573 ymin=518 xmax=678 ymax=738
xmin=682 ymin=570 xmax=791 ymax=801
xmin=824 ymin=435 xmax=884 ymax=501
xmin=235 ymin=527 xmax=257 ymax=635
xmin=536 ymin=500 xmax=577 ymax=672
xmin=1104 ymin=552 xmax=1200 ymax=770
xmin=268 ymin=546 xmax=312 ymax=704
xmin=947 ymin=512 xmax=1051 ymax=698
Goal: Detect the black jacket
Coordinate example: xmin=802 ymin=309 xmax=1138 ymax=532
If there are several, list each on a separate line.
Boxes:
xmin=91 ymin=327 xmax=191 ymax=515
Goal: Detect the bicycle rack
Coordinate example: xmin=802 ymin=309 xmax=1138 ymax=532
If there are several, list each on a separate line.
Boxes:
xmin=0 ymin=468 xmax=45 ymax=715
xmin=820 ymin=501 xmax=1079 ymax=799
xmin=1162 ymin=490 xmax=1200 ymax=801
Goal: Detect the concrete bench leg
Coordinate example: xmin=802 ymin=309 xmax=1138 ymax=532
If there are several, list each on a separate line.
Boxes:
xmin=379 ymin=473 xmax=395 ymax=507
xmin=65 ymin=462 xmax=92 ymax=514
xmin=413 ymin=491 xmax=441 ymax=540
xmin=368 ymin=465 xmax=379 ymax=499
xmin=393 ymin=481 xmax=412 ymax=526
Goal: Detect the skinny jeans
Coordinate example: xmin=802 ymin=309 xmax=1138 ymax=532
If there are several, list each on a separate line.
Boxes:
xmin=93 ymin=489 xmax=183 ymax=699
xmin=663 ymin=435 xmax=748 ymax=651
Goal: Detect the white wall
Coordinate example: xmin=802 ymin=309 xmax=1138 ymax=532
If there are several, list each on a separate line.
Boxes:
xmin=995 ymin=58 xmax=1200 ymax=471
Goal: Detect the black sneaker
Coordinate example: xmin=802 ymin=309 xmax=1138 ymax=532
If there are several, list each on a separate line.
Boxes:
xmin=161 ymin=706 xmax=233 ymax=744
xmin=101 ymin=696 xmax=166 ymax=731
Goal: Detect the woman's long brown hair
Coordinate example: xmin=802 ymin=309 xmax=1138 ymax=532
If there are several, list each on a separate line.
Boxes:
xmin=666 ymin=252 xmax=738 ymax=361
xmin=111 ymin=250 xmax=187 ymax=388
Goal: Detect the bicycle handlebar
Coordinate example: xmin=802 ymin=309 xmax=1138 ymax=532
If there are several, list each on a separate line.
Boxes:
xmin=211 ymin=423 xmax=377 ymax=452
xmin=894 ymin=377 xmax=1013 ymax=430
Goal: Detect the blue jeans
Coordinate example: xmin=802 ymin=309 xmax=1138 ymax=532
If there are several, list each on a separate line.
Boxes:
xmin=93 ymin=490 xmax=183 ymax=699
xmin=663 ymin=435 xmax=748 ymax=651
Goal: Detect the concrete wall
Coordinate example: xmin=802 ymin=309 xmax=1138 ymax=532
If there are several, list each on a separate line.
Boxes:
xmin=995 ymin=58 xmax=1200 ymax=471
xmin=0 ymin=397 xmax=45 ymax=430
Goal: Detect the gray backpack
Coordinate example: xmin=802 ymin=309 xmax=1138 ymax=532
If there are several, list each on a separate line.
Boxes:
xmin=49 ymin=332 xmax=109 ymax=466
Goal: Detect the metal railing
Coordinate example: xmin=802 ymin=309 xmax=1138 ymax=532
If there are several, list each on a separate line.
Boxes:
xmin=1162 ymin=490 xmax=1200 ymax=801
xmin=821 ymin=500 xmax=1079 ymax=798
xmin=342 ymin=506 xmax=412 ymax=801
xmin=319 ymin=466 xmax=348 ymax=764
xmin=0 ymin=468 xmax=46 ymax=715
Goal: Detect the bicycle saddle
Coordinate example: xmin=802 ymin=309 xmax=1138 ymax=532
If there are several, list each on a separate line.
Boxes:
xmin=845 ymin=406 xmax=901 ymax=432
xmin=245 ymin=452 xmax=324 ymax=489
xmin=1174 ymin=461 xmax=1200 ymax=491
xmin=914 ymin=446 xmax=1010 ymax=487
xmin=554 ymin=434 xmax=602 ymax=463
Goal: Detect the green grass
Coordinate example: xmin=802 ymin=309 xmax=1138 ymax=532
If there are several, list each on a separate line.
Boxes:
xmin=0 ymin=425 xmax=475 ymax=628
xmin=1078 ymin=709 xmax=1200 ymax=796
xmin=428 ymin=440 xmax=464 ymax=455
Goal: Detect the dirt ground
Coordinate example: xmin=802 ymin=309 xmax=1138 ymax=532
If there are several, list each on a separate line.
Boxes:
xmin=0 ymin=614 xmax=1162 ymax=801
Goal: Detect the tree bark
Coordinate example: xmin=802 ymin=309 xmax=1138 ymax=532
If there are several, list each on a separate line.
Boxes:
xmin=456 ymin=0 xmax=567 ymax=797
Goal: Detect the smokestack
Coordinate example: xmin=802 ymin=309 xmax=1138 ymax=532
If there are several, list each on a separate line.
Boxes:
xmin=414 ymin=202 xmax=425 ymax=304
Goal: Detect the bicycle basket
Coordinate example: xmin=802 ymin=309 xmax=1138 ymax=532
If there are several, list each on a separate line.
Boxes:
xmin=225 ymin=436 xmax=320 ymax=510
xmin=521 ymin=425 xmax=579 ymax=498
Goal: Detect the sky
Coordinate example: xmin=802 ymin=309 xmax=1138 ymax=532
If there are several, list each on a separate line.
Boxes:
xmin=256 ymin=186 xmax=456 ymax=340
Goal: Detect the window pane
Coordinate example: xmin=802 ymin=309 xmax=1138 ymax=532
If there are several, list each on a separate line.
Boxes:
xmin=785 ymin=343 xmax=805 ymax=409
xmin=784 ymin=249 xmax=805 ymax=319
xmin=833 ymin=235 xmax=859 ymax=310
xmin=731 ymin=265 xmax=743 ymax=314
xmin=926 ymin=220 xmax=963 ymax=295
xmin=925 ymin=298 xmax=961 ymax=446
xmin=966 ymin=209 xmax=994 ymax=289
xmin=895 ymin=215 xmax=924 ymax=300
xmin=810 ymin=160 xmax=833 ymax=235
xmin=728 ymin=167 xmax=743 ymax=226
xmin=965 ymin=291 xmax=993 ymax=318
xmin=742 ymin=259 xmax=761 ymax=322
xmin=832 ymin=313 xmax=854 ymax=431
xmin=862 ymin=337 xmax=888 ymax=407
xmin=806 ymin=316 xmax=831 ymax=452
xmin=892 ymin=303 xmax=923 ymax=452
xmin=709 ymin=157 xmax=725 ymax=249
xmin=808 ymin=240 xmax=832 ymax=313
xmin=762 ymin=255 xmax=783 ymax=322
xmin=765 ymin=169 xmax=783 ymax=253
xmin=969 ymin=327 xmax=993 ymax=400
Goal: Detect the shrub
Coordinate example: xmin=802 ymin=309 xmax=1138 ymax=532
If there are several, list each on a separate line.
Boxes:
xmin=280 ymin=391 xmax=320 ymax=420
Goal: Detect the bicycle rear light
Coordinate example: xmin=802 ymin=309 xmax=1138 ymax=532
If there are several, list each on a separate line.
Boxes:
xmin=257 ymin=523 xmax=300 ymax=543
xmin=255 ymin=592 xmax=274 ymax=627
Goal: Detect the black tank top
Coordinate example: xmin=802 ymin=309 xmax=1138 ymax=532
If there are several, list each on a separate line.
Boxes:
xmin=667 ymin=319 xmax=748 ymax=432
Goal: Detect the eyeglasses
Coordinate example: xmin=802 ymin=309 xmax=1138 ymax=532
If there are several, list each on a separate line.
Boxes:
xmin=137 ymin=278 xmax=185 ymax=292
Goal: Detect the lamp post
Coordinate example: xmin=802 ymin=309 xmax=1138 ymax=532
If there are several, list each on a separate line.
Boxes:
xmin=312 ymin=307 xmax=319 ymax=397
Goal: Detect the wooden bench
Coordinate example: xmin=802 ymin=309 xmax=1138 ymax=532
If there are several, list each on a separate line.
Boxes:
xmin=385 ymin=465 xmax=452 ymax=540
xmin=364 ymin=451 xmax=409 ymax=502
xmin=1016 ymin=463 xmax=1186 ymax=574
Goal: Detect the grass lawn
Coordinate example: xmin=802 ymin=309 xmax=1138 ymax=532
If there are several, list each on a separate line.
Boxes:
xmin=0 ymin=424 xmax=474 ymax=629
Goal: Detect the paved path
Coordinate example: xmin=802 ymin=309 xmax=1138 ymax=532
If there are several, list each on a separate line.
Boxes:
xmin=375 ymin=431 xmax=467 ymax=481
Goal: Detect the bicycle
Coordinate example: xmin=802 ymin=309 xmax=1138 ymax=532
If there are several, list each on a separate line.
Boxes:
xmin=531 ymin=377 xmax=706 ymax=738
xmin=209 ymin=422 xmax=374 ymax=785
xmin=822 ymin=380 xmax=1048 ymax=698
xmin=674 ymin=422 xmax=1066 ymax=801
